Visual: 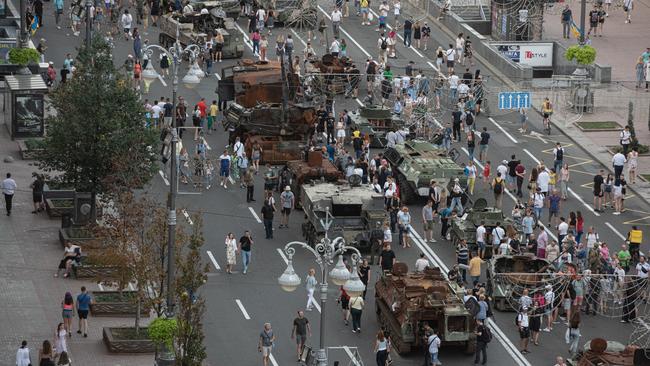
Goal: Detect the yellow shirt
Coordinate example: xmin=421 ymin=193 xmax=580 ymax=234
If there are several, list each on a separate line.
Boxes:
xmin=469 ymin=257 xmax=483 ymax=276
xmin=350 ymin=296 xmax=364 ymax=310
xmin=352 ymin=130 xmax=361 ymax=139
xmin=549 ymin=172 xmax=556 ymax=185
xmin=209 ymin=104 xmax=218 ymax=116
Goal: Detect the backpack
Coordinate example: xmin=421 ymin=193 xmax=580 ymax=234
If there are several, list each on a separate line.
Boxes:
xmin=464 ymin=296 xmax=480 ymax=317
xmin=380 ymin=37 xmax=387 ymax=50
xmin=556 ymin=148 xmax=563 ymax=161
xmin=493 ymin=178 xmax=503 ymax=194
xmin=465 ymin=112 xmax=474 ymax=126
xmin=483 ymin=326 xmax=493 ymax=343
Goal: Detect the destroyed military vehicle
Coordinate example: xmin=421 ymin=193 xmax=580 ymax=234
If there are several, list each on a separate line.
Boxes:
xmin=567 ymin=339 xmax=639 ymax=366
xmin=255 ymin=0 xmax=317 ymax=27
xmin=158 ymin=9 xmax=244 ymax=59
xmin=287 ymin=151 xmax=343 ymax=208
xmin=190 ymin=0 xmax=241 ymax=19
xmin=449 ymin=198 xmax=522 ymax=258
xmin=375 ymin=265 xmax=476 ymax=354
xmin=347 ymin=106 xmax=406 ymax=148
xmin=383 ymin=140 xmax=466 ymax=204
xmin=300 ymin=176 xmax=386 ymax=250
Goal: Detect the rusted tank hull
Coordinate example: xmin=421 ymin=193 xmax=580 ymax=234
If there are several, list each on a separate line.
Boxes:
xmin=245 ymin=136 xmax=305 ymax=165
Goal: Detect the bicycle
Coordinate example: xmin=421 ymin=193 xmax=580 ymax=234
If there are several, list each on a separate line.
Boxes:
xmin=541 ymin=98 xmax=553 ymax=135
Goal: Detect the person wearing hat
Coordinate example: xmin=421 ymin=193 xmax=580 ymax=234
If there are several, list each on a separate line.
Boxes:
xmin=449 ymin=177 xmax=464 ymax=214
xmin=36 ymin=38 xmax=46 ymax=63
xmin=279 ymin=185 xmax=295 ymax=229
xmin=543 ymin=284 xmax=555 ymax=331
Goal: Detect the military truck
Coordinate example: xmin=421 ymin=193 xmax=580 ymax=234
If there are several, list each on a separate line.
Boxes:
xmin=383 ymin=140 xmax=466 ymax=204
xmin=347 ymin=106 xmax=406 ymax=148
xmin=449 ymin=198 xmax=522 ymax=258
xmin=486 ymin=254 xmax=556 ymax=311
xmin=300 ymin=177 xmax=386 ymax=250
xmin=375 ymin=265 xmax=476 ymax=354
xmin=158 ymin=10 xmax=244 ymax=59
xmin=287 ymin=152 xmax=343 ymax=208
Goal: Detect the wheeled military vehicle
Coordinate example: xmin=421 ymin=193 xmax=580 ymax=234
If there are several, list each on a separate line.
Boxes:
xmin=383 ymin=140 xmax=466 ymax=204
xmin=449 ymin=198 xmax=522 ymax=258
xmin=375 ymin=265 xmax=476 ymax=354
xmin=347 ymin=106 xmax=405 ymax=148
xmin=300 ymin=177 xmax=386 ymax=250
xmin=158 ymin=9 xmax=244 ymax=59
xmin=287 ymin=152 xmax=343 ymax=208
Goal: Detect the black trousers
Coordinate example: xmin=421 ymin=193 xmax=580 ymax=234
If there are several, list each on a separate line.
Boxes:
xmin=516 ymin=177 xmax=524 ymax=197
xmin=264 ymin=219 xmax=273 ymax=239
xmin=440 ymin=217 xmax=449 ymax=237
xmin=474 ymin=341 xmax=487 ymax=364
xmin=246 ymin=185 xmax=254 ymax=202
xmin=453 ymin=122 xmax=462 ymax=141
xmin=4 ymin=193 xmax=13 ymax=214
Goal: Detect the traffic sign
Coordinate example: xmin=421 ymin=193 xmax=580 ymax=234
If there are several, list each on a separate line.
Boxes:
xmin=498 ymin=92 xmax=531 ymax=110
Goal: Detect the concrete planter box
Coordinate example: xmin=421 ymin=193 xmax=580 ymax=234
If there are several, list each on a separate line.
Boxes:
xmin=103 ymin=327 xmax=155 ymax=353
xmin=17 ymin=139 xmax=44 ymax=160
xmin=91 ymin=291 xmax=149 ymax=317
xmin=46 ymin=198 xmax=74 ymax=218
xmin=58 ymin=227 xmax=95 ymax=248
xmin=74 ymin=263 xmax=119 ymax=279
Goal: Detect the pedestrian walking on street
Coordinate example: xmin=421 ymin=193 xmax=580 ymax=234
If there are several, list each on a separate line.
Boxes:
xmin=76 ymin=286 xmax=92 ymax=338
xmin=628 ymin=148 xmax=638 ymax=184
xmin=350 ymin=294 xmax=364 ymax=332
xmin=261 ymin=199 xmax=274 ymax=239
xmin=397 ymin=206 xmax=411 ymax=248
xmin=306 ymin=269 xmax=318 ymax=311
xmin=422 ymin=200 xmax=435 ymax=243
xmin=16 ymin=340 xmax=31 ymax=366
xmin=57 ymin=351 xmax=71 ymax=366
xmin=567 ymin=314 xmax=581 ymax=356
xmin=38 ymin=340 xmax=54 ymax=365
xmin=291 ymin=311 xmax=311 ymax=361
xmin=474 ymin=319 xmax=490 ymax=365
xmin=61 ymin=292 xmax=74 ymax=336
xmin=259 ymin=323 xmax=275 ymax=366
xmin=338 ymin=285 xmax=351 ymax=324
xmin=279 ymin=186 xmax=294 ymax=228
xmin=612 ymin=150 xmax=626 ymax=181
xmin=380 ymin=243 xmax=396 ymax=273
xmin=374 ymin=330 xmax=391 ymax=366
xmin=427 ymin=328 xmax=442 ymax=365
xmin=620 ymin=126 xmax=632 ymax=155
xmin=561 ymin=5 xmax=572 ymax=39
xmin=224 ymin=233 xmax=237 ymax=274
xmin=2 ymin=173 xmax=16 ymax=216
xmin=624 ymin=0 xmax=633 ymax=23
xmin=469 ymin=252 xmax=484 ymax=286
xmin=55 ymin=322 xmax=68 ymax=354
xmin=491 ymin=172 xmax=505 ymax=209
xmin=239 ymin=230 xmax=253 ymax=274
xmin=244 ymin=167 xmax=255 ymax=202
xmin=358 ymin=259 xmax=370 ymax=299
xmin=219 ymin=149 xmax=231 ymax=189
xmin=403 ymin=16 xmax=413 ymax=47
xmin=517 ymin=307 xmax=531 ymax=354
xmin=628 ymin=226 xmax=643 ymax=263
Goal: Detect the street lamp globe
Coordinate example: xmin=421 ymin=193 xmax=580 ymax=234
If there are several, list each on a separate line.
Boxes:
xmin=278 ymin=261 xmax=301 ymax=292
xmin=181 ymin=72 xmax=201 ymax=89
xmin=343 ymin=268 xmax=365 ymax=297
xmin=189 ymin=61 xmax=206 ymax=78
xmin=329 ymin=255 xmax=350 ymax=286
xmin=142 ymin=61 xmax=159 ymax=92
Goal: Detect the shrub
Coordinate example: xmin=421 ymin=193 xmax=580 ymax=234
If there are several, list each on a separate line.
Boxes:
xmin=8 ymin=48 xmax=40 ymax=66
xmin=565 ymin=45 xmax=597 ymax=65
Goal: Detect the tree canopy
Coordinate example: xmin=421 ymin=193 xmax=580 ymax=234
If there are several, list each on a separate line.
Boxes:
xmin=38 ymin=35 xmax=159 ymax=195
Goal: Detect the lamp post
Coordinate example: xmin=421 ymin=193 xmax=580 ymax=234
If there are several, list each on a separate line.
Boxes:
xmin=85 ymin=0 xmax=93 ymax=48
xmin=140 ymin=33 xmax=203 ymax=366
xmin=277 ymin=210 xmax=366 ymax=366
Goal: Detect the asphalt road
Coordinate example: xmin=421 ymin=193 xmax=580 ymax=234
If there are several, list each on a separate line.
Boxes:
xmin=33 ymin=0 xmax=650 ymax=365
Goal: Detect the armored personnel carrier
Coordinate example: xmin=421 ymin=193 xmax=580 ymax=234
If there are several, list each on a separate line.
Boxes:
xmin=347 ymin=106 xmax=405 ymax=148
xmin=300 ymin=177 xmax=386 ymax=250
xmin=255 ymin=0 xmax=317 ymax=26
xmin=287 ymin=152 xmax=343 ymax=208
xmin=158 ymin=9 xmax=244 ymax=59
xmin=190 ymin=0 xmax=241 ymax=19
xmin=449 ymin=198 xmax=521 ymax=258
xmin=383 ymin=140 xmax=466 ymax=204
xmin=375 ymin=265 xmax=476 ymax=354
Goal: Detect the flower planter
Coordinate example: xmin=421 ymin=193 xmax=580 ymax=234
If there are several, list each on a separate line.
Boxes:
xmin=103 ymin=327 xmax=155 ymax=353
xmin=58 ymin=227 xmax=95 ymax=248
xmin=16 ymin=139 xmax=44 ymax=160
xmin=47 ymin=198 xmax=74 ymax=218
xmin=91 ymin=291 xmax=149 ymax=317
xmin=74 ymin=263 xmax=119 ymax=279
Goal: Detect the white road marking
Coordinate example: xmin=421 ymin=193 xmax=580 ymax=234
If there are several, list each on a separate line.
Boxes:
xmin=317 ymin=6 xmax=372 ymax=58
xmin=605 ymin=222 xmax=627 ymax=241
xmin=235 ymin=299 xmax=251 ymax=319
xmin=355 ymin=98 xmax=364 ymax=106
xmin=98 ymin=283 xmax=105 ymax=291
xmin=290 ymin=28 xmax=308 ymax=47
xmin=159 ymin=170 xmax=170 ymax=186
xmin=207 ymin=250 xmax=221 ymax=270
xmin=277 ymin=248 xmax=289 ymax=265
xmin=269 ymin=354 xmax=279 ymax=366
xmin=228 ymin=176 xmax=235 ymax=184
xmin=128 ymin=282 xmax=135 ymax=291
xmin=529 ymin=131 xmax=548 ymax=144
xmin=432 ymin=117 xmax=443 ymax=129
xmin=409 ymin=225 xmax=436 ymax=243
xmin=568 ymin=187 xmax=600 ymax=216
xmin=201 ymin=136 xmax=211 ymax=150
xmin=311 ymin=296 xmax=322 ymax=313
xmin=461 ymin=147 xmax=484 ymax=169
xmin=182 ymin=209 xmax=194 ymax=225
xmin=249 ymin=207 xmax=263 ymax=224
xmin=234 ymin=23 xmax=254 ymax=51
xmin=158 ymin=75 xmax=168 ymax=87
xmin=214 ymin=73 xmax=221 ymax=80
xmin=343 ymin=346 xmax=362 ymax=366
xmin=488 ymin=117 xmax=518 ymax=144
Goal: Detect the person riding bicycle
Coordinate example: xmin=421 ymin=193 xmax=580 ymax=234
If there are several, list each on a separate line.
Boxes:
xmin=542 ymin=98 xmax=553 ymax=121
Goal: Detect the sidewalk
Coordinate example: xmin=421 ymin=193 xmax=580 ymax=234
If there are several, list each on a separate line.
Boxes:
xmin=0 ymin=126 xmax=153 ymax=365
xmin=543 ymin=0 xmax=650 ymax=83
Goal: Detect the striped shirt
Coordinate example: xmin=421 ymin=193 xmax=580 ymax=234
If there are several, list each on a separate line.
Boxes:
xmin=456 ymin=246 xmax=469 ymax=262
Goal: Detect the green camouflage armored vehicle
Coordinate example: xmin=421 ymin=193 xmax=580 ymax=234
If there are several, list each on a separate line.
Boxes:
xmin=375 ymin=265 xmax=476 ymax=354
xmin=383 ymin=140 xmax=466 ymax=204
xmin=158 ymin=9 xmax=244 ymax=59
xmin=347 ymin=106 xmax=405 ymax=148
xmin=300 ymin=177 xmax=386 ymax=250
xmin=449 ymin=198 xmax=522 ymax=259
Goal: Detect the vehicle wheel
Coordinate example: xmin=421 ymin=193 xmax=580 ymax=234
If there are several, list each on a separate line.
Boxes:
xmin=397 ymin=174 xmax=417 ymax=204
xmin=464 ymin=340 xmax=476 ymax=354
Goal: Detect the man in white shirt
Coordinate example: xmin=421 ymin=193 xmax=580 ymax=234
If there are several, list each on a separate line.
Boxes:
xmin=415 ymin=253 xmax=430 ymax=272
xmin=329 ymin=38 xmax=341 ymax=57
xmin=448 ymin=72 xmax=459 ymax=101
xmin=557 ymin=217 xmax=569 ymax=243
xmin=612 ymin=151 xmax=626 ymax=181
xmin=636 ymin=256 xmax=650 ymax=279
xmin=445 ymin=44 xmax=455 ymax=73
xmin=151 ymin=102 xmax=162 ymax=128
xmin=517 ymin=307 xmax=530 ymax=353
xmin=543 ymin=285 xmax=555 ymax=331
xmin=233 ymin=137 xmax=245 ymax=159
xmin=476 ymin=222 xmax=486 ymax=258
xmin=121 ymin=9 xmax=133 ymax=39
xmin=2 ymin=172 xmax=17 ymax=216
xmin=331 ymin=8 xmax=343 ymax=38
xmin=492 ymin=222 xmax=505 ymax=249
xmin=256 ymin=8 xmax=266 ymax=31
xmin=428 ymin=330 xmax=442 ymax=365
xmin=537 ymin=168 xmax=550 ymax=195
xmin=496 ymin=160 xmax=508 ymax=179
xmin=457 ymin=82 xmax=470 ymax=99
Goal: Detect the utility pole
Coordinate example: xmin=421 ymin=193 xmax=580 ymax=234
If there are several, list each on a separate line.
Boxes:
xmin=579 ymin=0 xmax=586 ymax=45
xmin=19 ymin=0 xmax=28 ymax=47
xmin=85 ymin=0 xmax=93 ymax=48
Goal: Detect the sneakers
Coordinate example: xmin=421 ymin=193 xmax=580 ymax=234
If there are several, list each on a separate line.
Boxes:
xmin=542 ymin=327 xmax=551 ymax=332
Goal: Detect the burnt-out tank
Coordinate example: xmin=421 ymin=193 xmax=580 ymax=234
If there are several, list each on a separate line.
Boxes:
xmin=449 ymin=198 xmax=522 ymax=259
xmin=287 ymin=151 xmax=343 ymax=208
xmin=304 ymin=54 xmax=355 ymax=95
xmin=567 ymin=339 xmax=637 ymax=366
xmin=383 ymin=140 xmax=466 ymax=204
xmin=347 ymin=106 xmax=405 ymax=148
xmin=300 ymin=177 xmax=386 ymax=250
xmin=190 ymin=0 xmax=241 ymax=20
xmin=375 ymin=265 xmax=476 ymax=354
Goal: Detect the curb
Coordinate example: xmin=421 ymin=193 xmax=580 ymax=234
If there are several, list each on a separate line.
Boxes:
xmin=531 ymin=105 xmax=650 ymax=209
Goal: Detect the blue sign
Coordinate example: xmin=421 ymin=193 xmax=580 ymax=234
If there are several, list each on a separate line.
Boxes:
xmin=498 ymin=92 xmax=531 ymax=110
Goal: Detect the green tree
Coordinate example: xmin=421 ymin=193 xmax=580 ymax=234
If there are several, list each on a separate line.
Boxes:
xmin=175 ymin=215 xmax=209 ymax=366
xmin=37 ymin=35 xmax=159 ymax=214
